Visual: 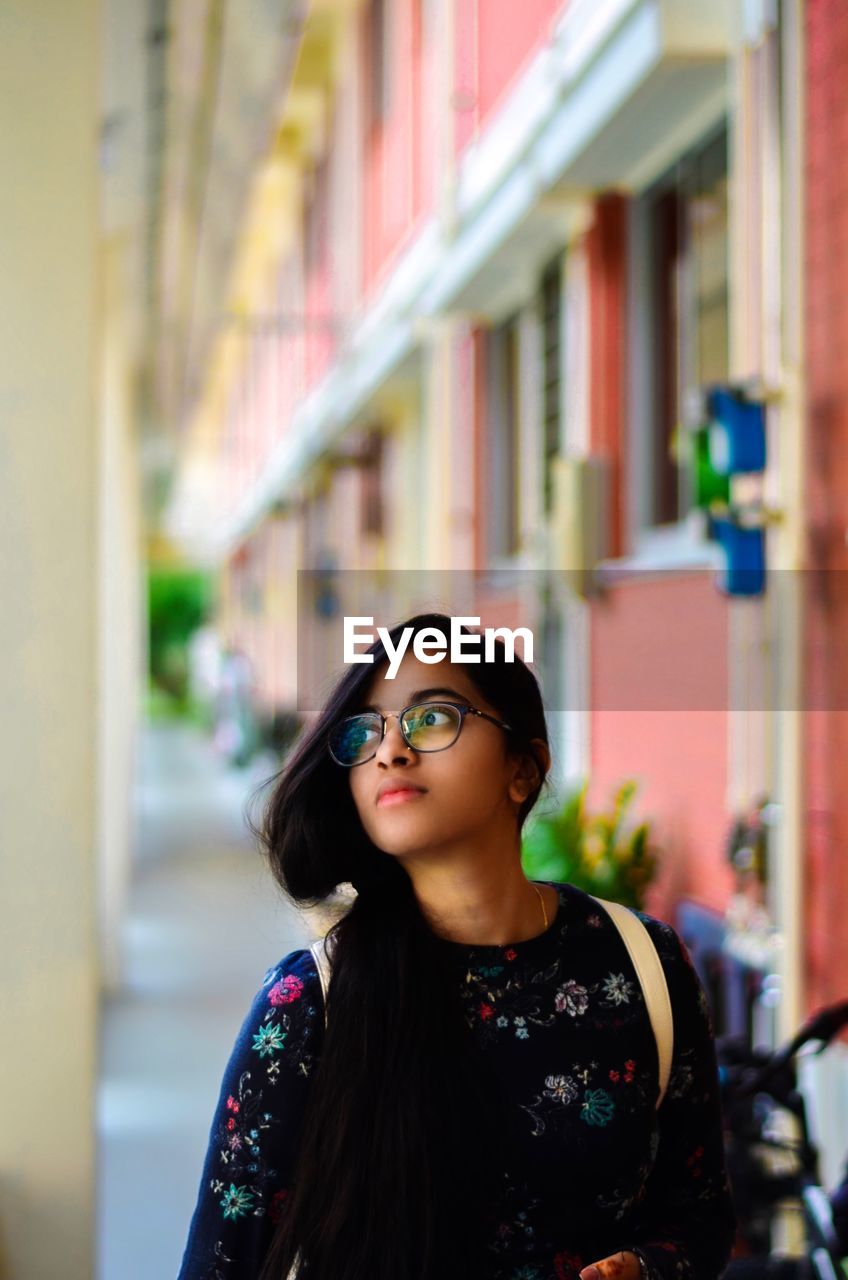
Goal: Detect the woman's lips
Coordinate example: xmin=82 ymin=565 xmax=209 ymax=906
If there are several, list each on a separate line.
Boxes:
xmin=377 ymin=788 xmax=427 ymax=808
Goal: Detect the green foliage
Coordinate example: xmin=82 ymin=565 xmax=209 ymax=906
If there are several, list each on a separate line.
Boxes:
xmin=147 ymin=566 xmax=216 ymax=705
xmin=521 ymin=778 xmax=659 ymax=909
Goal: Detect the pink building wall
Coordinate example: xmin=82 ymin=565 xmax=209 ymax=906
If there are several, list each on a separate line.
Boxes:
xmin=453 ymin=0 xmax=567 ymax=155
xmin=225 ymin=0 xmax=742 ymax=937
xmin=304 ymin=266 xmax=336 ymax=389
xmin=802 ymin=0 xmax=848 ymax=1014
xmin=584 ymin=193 xmax=734 ymax=924
xmin=588 ymin=575 xmax=735 ymax=920
xmin=361 ymin=0 xmax=433 ymax=297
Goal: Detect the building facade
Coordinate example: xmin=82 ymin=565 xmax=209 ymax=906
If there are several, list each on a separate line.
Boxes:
xmin=161 ymin=0 xmax=833 ymax=1080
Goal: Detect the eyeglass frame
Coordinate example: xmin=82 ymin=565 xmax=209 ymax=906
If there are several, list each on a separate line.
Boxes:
xmin=326 ymin=698 xmax=515 ymax=767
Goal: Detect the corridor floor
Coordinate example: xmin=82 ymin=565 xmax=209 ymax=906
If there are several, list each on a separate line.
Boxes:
xmin=97 ymin=720 xmax=313 ymax=1280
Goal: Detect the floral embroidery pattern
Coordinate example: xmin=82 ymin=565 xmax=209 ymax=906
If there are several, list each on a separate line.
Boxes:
xmin=201 ymin=1237 xmax=234 ymax=1280
xmin=668 ymin=1047 xmax=699 ymax=1100
xmin=245 ymin=959 xmax=320 ymax=1083
xmin=555 ymin=979 xmax=589 ymax=1017
xmin=544 ymin=1073 xmax=579 ymax=1104
xmin=220 ymin=1183 xmax=255 ymax=1220
xmin=268 ymin=973 xmax=304 ymax=1005
xmin=252 ymin=1022 xmax=287 ymax=1057
xmin=595 ymin=1182 xmax=640 ymax=1219
xmin=178 ymin=889 xmax=736 ymax=1280
xmin=518 ymin=1062 xmax=597 ymax=1136
xmin=180 ymin=949 xmax=321 ymax=1277
xmin=211 ymin=1070 xmax=275 ymax=1179
xmin=268 ymin=1187 xmax=290 ymax=1226
xmin=459 ymin=955 xmax=562 ymax=1044
xmin=484 ymin=1176 xmax=545 ymax=1271
xmin=581 ymin=1087 xmax=616 ymax=1126
xmin=554 ymin=1249 xmax=585 ymax=1279
xmin=601 ymin=971 xmax=636 ymax=1005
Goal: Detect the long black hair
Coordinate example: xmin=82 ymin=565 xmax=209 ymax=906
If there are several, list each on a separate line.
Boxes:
xmin=247 ymin=612 xmax=552 ymax=1280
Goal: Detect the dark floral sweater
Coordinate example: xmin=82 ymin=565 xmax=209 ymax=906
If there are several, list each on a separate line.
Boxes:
xmin=176 ymin=881 xmax=736 ymax=1280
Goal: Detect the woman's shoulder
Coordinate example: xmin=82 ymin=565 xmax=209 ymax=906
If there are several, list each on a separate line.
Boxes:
xmin=553 ymin=883 xmax=713 ymax=1037
xmin=260 ymin=943 xmax=322 ymax=993
xmin=555 ymin=882 xmax=696 ymax=979
xmin=235 ymin=945 xmax=326 ymax=1038
xmin=254 ymin=944 xmax=326 ymax=1030
xmin=630 ymin=907 xmax=689 ymax=965
xmin=227 ymin=944 xmax=326 ymax=1081
xmin=626 ymin=905 xmax=711 ymax=1027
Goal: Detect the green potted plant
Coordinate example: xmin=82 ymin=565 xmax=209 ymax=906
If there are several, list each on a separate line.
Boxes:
xmin=521 ymin=779 xmax=658 ymax=910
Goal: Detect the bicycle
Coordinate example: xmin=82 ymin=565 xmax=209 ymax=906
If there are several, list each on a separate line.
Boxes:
xmin=717 ymin=1000 xmax=848 ymax=1280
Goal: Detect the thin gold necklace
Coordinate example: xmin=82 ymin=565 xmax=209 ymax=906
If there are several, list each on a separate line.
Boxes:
xmin=532 ymin=881 xmax=549 ymax=930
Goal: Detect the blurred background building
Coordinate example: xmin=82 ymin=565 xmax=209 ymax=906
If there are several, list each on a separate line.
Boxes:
xmin=4 ymin=0 xmax=848 ymax=1276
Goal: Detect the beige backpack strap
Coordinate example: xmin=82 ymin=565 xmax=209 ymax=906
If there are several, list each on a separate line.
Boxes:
xmin=309 ymin=935 xmax=333 ymax=1029
xmin=590 ymin=896 xmax=674 ymax=1109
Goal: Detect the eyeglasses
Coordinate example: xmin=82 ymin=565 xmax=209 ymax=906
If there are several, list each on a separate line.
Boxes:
xmin=327 ymin=699 xmax=514 ymax=767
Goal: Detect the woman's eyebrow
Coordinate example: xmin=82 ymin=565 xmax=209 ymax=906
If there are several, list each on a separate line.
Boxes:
xmin=359 ymin=686 xmax=465 ymax=713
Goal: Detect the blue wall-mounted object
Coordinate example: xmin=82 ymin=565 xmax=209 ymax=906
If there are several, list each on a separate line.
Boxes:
xmin=312 ymin=550 xmax=339 ymax=618
xmin=712 ymin=517 xmax=765 ymax=596
xmin=707 ymin=387 xmax=767 ymax=475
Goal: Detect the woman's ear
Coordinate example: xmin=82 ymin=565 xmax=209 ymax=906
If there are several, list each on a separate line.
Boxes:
xmin=507 ymin=738 xmax=550 ymax=804
xmin=530 ymin=737 xmax=551 ymax=778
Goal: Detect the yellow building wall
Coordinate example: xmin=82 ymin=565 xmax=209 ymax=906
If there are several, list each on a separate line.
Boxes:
xmin=0 ymin=2 xmax=101 ymax=1275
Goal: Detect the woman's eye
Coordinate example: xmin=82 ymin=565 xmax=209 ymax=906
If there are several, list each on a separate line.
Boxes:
xmin=348 ymin=718 xmax=380 ymax=742
xmin=408 ymin=705 xmax=450 ymax=729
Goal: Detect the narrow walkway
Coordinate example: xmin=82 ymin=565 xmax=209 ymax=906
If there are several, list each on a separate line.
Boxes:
xmin=97 ymin=721 xmax=313 ymax=1280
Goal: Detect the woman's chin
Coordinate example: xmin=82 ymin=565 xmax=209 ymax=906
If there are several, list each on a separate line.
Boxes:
xmin=370 ymin=827 xmax=437 ymax=858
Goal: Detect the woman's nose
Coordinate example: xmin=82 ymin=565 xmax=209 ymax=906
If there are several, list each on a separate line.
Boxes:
xmin=375 ymin=714 xmax=411 ymax=761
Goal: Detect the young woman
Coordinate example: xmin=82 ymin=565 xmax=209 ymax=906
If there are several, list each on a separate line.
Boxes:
xmin=177 ymin=612 xmax=736 ymax=1280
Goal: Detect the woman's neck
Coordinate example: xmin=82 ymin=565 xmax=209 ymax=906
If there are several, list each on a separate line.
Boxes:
xmin=410 ymin=870 xmax=557 ymax=947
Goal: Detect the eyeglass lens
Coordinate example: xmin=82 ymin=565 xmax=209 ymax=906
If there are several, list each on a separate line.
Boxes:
xmin=329 ymin=702 xmax=462 ymax=765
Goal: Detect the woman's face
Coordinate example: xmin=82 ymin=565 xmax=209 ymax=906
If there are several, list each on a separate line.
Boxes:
xmin=346 ymin=652 xmax=534 ymax=860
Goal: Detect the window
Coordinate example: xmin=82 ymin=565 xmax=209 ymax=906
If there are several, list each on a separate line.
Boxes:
xmin=540 ymin=254 xmax=564 ymax=518
xmin=634 ymin=125 xmax=729 ymax=530
xmin=359 ymin=428 xmax=384 ymax=537
xmin=366 ymin=0 xmax=391 ymax=127
xmin=485 ymin=315 xmax=521 ymax=560
xmin=304 ymin=153 xmax=329 ymax=276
